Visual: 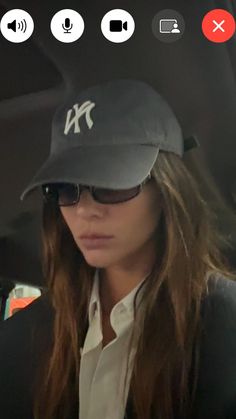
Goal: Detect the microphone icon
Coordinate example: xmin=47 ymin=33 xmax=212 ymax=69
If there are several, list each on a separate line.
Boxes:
xmin=62 ymin=18 xmax=73 ymax=33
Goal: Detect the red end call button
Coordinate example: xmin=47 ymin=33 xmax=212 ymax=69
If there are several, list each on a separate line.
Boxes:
xmin=202 ymin=9 xmax=235 ymax=43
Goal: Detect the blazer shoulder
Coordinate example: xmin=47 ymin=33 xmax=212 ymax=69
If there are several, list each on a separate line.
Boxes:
xmin=206 ymin=271 xmax=236 ymax=295
xmin=201 ymin=272 xmax=236 ymax=326
xmin=0 ymin=292 xmax=54 ymax=353
xmin=0 ymin=292 xmax=55 ymax=419
xmin=193 ymin=273 xmax=236 ymax=418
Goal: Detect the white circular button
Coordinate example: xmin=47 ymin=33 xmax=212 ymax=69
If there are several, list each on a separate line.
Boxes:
xmin=50 ymin=9 xmax=84 ymax=43
xmin=0 ymin=9 xmax=34 ymax=43
xmin=101 ymin=9 xmax=135 ymax=43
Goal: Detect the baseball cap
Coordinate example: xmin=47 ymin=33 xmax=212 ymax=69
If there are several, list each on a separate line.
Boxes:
xmin=20 ymin=79 xmax=199 ymax=201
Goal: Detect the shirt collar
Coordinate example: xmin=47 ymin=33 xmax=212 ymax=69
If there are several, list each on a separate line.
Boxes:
xmin=88 ymin=268 xmax=149 ymax=324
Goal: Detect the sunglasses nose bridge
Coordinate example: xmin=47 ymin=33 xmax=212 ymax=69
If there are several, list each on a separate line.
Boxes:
xmin=78 ymin=184 xmax=94 ymax=202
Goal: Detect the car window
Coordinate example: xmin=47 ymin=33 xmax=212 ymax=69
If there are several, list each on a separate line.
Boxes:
xmin=4 ymin=284 xmax=41 ymax=320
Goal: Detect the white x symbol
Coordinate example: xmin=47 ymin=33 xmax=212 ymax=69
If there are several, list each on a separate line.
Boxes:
xmin=212 ymin=19 xmax=225 ymax=32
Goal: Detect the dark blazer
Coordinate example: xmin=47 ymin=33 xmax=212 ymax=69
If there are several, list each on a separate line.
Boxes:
xmin=1 ymin=274 xmax=236 ymax=419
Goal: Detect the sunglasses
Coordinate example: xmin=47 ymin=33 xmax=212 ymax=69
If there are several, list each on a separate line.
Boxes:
xmin=42 ymin=173 xmax=153 ymax=206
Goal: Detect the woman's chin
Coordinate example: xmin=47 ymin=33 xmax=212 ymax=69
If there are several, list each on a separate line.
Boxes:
xmin=82 ymin=251 xmax=112 ymax=268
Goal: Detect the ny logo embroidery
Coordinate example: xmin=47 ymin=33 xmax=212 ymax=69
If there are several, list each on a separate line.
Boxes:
xmin=64 ymin=101 xmax=96 ymax=135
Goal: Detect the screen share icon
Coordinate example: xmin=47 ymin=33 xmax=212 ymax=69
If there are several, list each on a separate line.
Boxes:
xmin=159 ymin=19 xmax=180 ymax=34
xmin=152 ymin=9 xmax=185 ymax=43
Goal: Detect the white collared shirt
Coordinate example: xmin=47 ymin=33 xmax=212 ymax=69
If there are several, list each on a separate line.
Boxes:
xmin=79 ymin=268 xmax=148 ymax=419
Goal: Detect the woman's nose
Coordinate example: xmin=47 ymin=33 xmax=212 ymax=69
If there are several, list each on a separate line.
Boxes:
xmin=74 ymin=188 xmax=103 ymax=217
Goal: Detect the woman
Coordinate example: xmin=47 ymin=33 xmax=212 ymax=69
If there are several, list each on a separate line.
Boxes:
xmin=1 ymin=79 xmax=236 ymax=419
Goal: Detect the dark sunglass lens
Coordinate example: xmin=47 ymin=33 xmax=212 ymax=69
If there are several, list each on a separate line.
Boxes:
xmin=57 ymin=183 xmax=78 ymax=206
xmin=42 ymin=184 xmax=58 ymax=202
xmin=95 ymin=186 xmax=140 ymax=204
xmin=42 ymin=183 xmax=78 ymax=206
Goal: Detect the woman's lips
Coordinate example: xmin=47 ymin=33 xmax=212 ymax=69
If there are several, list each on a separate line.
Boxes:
xmin=80 ymin=236 xmax=113 ymax=249
xmin=80 ymin=235 xmax=113 ymax=239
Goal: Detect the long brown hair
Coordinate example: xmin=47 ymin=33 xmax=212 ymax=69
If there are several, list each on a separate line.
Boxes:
xmin=32 ymin=150 xmax=236 ymax=419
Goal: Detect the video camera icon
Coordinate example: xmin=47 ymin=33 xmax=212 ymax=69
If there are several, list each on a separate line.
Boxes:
xmin=109 ymin=20 xmax=128 ymax=32
xmin=101 ymin=9 xmax=134 ymax=43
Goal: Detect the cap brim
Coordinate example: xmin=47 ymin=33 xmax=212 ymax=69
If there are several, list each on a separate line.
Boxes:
xmin=20 ymin=145 xmax=159 ymax=201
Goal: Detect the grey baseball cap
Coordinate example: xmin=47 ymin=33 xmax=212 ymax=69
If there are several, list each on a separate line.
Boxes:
xmin=20 ymin=79 xmax=199 ymax=201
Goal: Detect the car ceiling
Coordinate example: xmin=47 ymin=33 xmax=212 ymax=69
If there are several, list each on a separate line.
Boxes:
xmin=0 ymin=0 xmax=236 ymax=288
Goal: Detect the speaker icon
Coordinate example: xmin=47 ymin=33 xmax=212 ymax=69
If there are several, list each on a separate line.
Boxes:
xmin=0 ymin=9 xmax=34 ymax=43
xmin=7 ymin=19 xmax=27 ymax=33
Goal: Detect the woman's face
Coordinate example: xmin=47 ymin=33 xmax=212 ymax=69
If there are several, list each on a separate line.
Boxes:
xmin=60 ymin=178 xmax=162 ymax=270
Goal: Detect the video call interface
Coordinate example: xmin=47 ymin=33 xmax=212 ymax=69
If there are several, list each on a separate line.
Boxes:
xmin=0 ymin=6 xmax=236 ymax=43
xmin=0 ymin=1 xmax=236 ymax=314
xmin=1 ymin=6 xmax=236 ymax=419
